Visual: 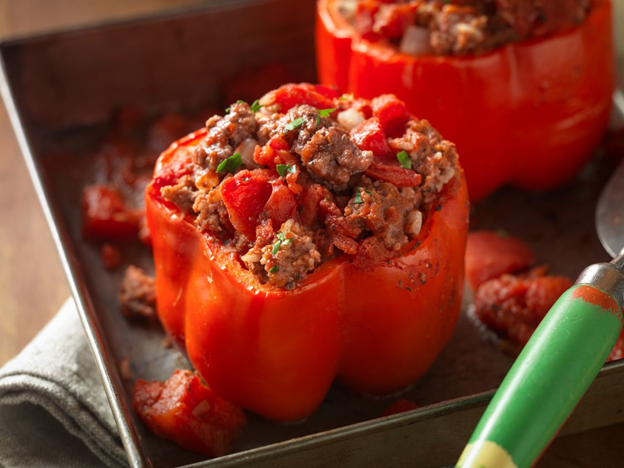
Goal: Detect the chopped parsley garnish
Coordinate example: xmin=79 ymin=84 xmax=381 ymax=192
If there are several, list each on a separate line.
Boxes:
xmin=353 ymin=187 xmax=372 ymax=204
xmin=338 ymin=95 xmax=349 ymax=101
xmin=271 ymin=232 xmax=292 ymax=256
xmin=316 ymin=108 xmax=337 ymax=126
xmin=285 ymin=117 xmax=305 ymax=131
xmin=397 ymin=150 xmax=412 ymax=170
xmin=251 ymin=99 xmax=263 ymax=113
xmin=225 ymin=99 xmax=247 ymax=114
xmin=276 ymin=163 xmax=296 ymax=177
xmin=269 ymin=265 xmax=279 ymax=274
xmin=216 ymin=153 xmax=242 ymax=173
xmin=317 ymin=108 xmax=336 ymax=117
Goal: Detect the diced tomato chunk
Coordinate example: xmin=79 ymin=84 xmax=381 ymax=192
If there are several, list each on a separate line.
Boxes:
xmin=382 ymin=398 xmax=419 ymax=416
xmin=261 ymin=83 xmax=334 ymax=113
xmin=220 ymin=170 xmax=273 ymax=240
xmin=152 ymin=157 xmax=193 ymax=191
xmin=268 ymin=135 xmax=291 ymax=151
xmin=253 ymin=144 xmax=276 ymax=168
xmin=474 ymin=271 xmax=572 ymax=345
xmin=299 ymin=184 xmax=325 ymax=226
xmin=312 ymin=84 xmax=341 ymax=99
xmin=355 ymin=1 xmax=381 ymax=40
xmin=365 ymin=162 xmax=422 ymax=187
xmin=82 ymin=184 xmax=139 ymax=240
xmin=465 ymin=230 xmax=536 ymax=290
xmin=351 ymin=117 xmax=393 ymax=158
xmin=133 ymin=370 xmax=246 ymax=458
xmin=371 ymin=95 xmax=410 ymax=137
xmin=264 ymin=181 xmax=298 ymax=227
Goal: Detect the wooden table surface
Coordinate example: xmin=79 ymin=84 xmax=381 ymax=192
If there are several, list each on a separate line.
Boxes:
xmin=0 ymin=1 xmax=623 ymax=467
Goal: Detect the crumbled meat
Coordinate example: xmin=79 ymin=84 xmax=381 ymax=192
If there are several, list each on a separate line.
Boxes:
xmin=243 ymin=220 xmax=321 ymax=288
xmin=431 ymin=5 xmax=489 ymax=55
xmin=119 ymin=265 xmax=157 ymax=320
xmin=194 ymin=102 xmax=258 ymax=172
xmin=264 ymin=220 xmax=321 ymax=288
xmin=193 ymin=188 xmax=230 ymax=234
xmin=389 ymin=119 xmax=457 ymax=204
xmin=209 ymin=102 xmax=258 ymax=149
xmin=345 ymin=177 xmax=422 ymax=251
xmin=296 ymin=125 xmax=373 ymax=190
xmin=161 ymin=175 xmax=196 ymax=212
xmin=347 ymin=0 xmax=591 ymax=56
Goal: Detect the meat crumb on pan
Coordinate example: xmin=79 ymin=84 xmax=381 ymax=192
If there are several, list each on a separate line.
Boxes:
xmin=119 ymin=265 xmax=157 ymax=320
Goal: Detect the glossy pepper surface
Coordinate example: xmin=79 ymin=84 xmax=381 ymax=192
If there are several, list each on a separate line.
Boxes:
xmin=316 ymin=0 xmax=614 ymax=201
xmin=146 ymin=114 xmax=469 ymax=424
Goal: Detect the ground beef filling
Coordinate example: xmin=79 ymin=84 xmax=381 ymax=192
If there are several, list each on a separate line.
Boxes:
xmin=118 ymin=265 xmax=157 ymax=320
xmin=158 ymin=87 xmax=459 ymax=288
xmin=340 ymin=0 xmax=591 ymax=56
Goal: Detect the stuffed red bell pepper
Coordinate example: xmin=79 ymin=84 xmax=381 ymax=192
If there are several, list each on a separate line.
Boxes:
xmin=146 ymin=83 xmax=469 ymax=421
xmin=316 ymin=0 xmax=614 ymax=201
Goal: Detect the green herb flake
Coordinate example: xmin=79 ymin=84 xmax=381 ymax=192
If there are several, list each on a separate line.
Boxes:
xmin=353 ymin=187 xmax=364 ymax=204
xmin=269 ymin=265 xmax=279 ymax=274
xmin=397 ymin=150 xmax=412 ymax=170
xmin=216 ymin=153 xmax=242 ymax=174
xmin=271 ymin=240 xmax=282 ymax=256
xmin=251 ymin=99 xmax=263 ymax=113
xmin=285 ymin=117 xmax=305 ymax=131
xmin=317 ymin=108 xmax=336 ymax=118
xmin=276 ymin=164 xmax=296 ymax=177
xmin=272 ymin=232 xmax=293 ymax=255
xmin=338 ymin=95 xmax=348 ymax=101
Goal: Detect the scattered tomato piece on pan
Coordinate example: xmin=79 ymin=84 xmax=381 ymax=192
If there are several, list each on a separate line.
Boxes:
xmin=134 ymin=370 xmax=246 ymax=457
xmin=82 ymin=184 xmax=139 ymax=240
xmin=474 ymin=268 xmax=573 ymax=345
xmin=465 ymin=230 xmax=536 ymax=291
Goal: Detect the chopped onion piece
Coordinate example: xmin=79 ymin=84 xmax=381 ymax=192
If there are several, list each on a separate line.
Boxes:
xmin=236 ymin=138 xmax=259 ymax=169
xmin=337 ymin=108 xmax=365 ymax=131
xmin=406 ymin=210 xmax=423 ymax=236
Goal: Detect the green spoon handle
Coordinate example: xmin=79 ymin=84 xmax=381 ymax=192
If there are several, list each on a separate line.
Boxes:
xmin=457 ymin=263 xmax=624 ymax=468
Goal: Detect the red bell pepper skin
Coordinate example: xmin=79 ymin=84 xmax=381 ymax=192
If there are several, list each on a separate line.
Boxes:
xmin=146 ymin=131 xmax=469 ymax=422
xmin=316 ymin=0 xmax=614 ymax=201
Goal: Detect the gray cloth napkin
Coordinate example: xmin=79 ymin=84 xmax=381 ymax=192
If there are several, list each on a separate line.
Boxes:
xmin=0 ymin=298 xmax=127 ymax=468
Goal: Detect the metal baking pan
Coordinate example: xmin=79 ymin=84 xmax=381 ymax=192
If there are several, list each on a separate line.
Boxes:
xmin=1 ymin=1 xmax=623 ymax=466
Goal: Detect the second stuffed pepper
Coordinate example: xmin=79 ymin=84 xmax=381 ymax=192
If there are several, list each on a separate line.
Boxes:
xmin=146 ymin=83 xmax=469 ymax=421
xmin=316 ymin=0 xmax=614 ymax=201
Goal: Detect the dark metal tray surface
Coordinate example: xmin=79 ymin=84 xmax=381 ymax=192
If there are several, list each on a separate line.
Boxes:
xmin=1 ymin=1 xmax=623 ymax=466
